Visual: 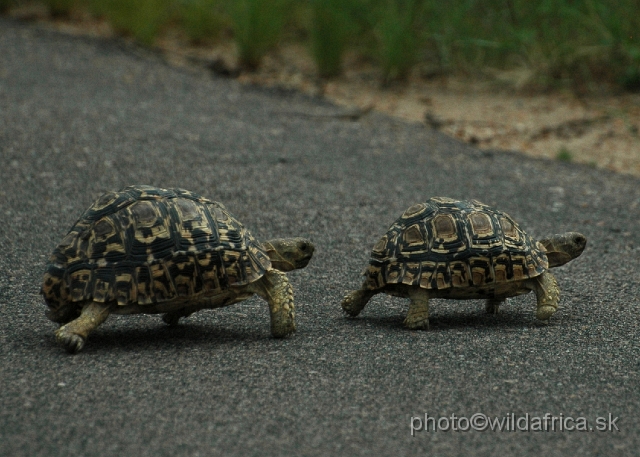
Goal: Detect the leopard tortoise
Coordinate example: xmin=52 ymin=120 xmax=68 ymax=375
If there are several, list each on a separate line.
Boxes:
xmin=342 ymin=197 xmax=586 ymax=329
xmin=42 ymin=185 xmax=314 ymax=353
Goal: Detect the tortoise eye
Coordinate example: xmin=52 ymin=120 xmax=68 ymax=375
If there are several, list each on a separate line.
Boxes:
xmin=299 ymin=242 xmax=309 ymax=251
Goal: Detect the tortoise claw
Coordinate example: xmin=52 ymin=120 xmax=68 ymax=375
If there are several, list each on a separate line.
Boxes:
xmin=341 ymin=290 xmax=372 ymax=317
xmin=55 ymin=327 xmax=86 ymax=354
xmin=403 ymin=317 xmax=430 ymax=330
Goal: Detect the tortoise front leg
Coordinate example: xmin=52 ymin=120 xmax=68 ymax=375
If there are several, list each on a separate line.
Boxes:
xmin=404 ymin=287 xmax=430 ymax=330
xmin=55 ymin=301 xmax=111 ymax=353
xmin=528 ymin=271 xmax=560 ymax=321
xmin=252 ymin=269 xmax=296 ymax=338
xmin=341 ymin=288 xmax=376 ymax=317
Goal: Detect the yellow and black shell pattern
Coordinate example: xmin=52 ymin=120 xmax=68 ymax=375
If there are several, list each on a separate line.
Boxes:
xmin=42 ymin=185 xmax=271 ymax=318
xmin=363 ymin=197 xmax=548 ymax=291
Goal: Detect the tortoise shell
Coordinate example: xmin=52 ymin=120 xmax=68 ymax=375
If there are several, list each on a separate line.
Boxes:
xmin=42 ymin=185 xmax=271 ymax=321
xmin=363 ymin=197 xmax=548 ymax=291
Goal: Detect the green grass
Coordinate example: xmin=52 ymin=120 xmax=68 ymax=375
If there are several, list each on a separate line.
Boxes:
xmin=393 ymin=0 xmax=640 ymax=89
xmin=42 ymin=0 xmax=77 ymax=16
xmin=371 ymin=0 xmax=423 ymax=82
xmin=0 ymin=0 xmax=14 ymax=13
xmin=4 ymin=0 xmax=640 ymax=89
xmin=308 ymin=0 xmax=353 ymax=78
xmin=177 ymin=0 xmax=227 ymax=44
xmin=88 ymin=0 xmax=173 ymax=46
xmin=226 ymin=0 xmax=290 ymax=70
xmin=556 ymin=147 xmax=573 ymax=162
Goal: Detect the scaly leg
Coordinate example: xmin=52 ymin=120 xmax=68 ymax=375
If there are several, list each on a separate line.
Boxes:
xmin=55 ymin=301 xmax=111 ymax=353
xmin=404 ymin=287 xmax=430 ymax=330
xmin=528 ymin=271 xmax=560 ymax=321
xmin=252 ymin=269 xmax=296 ymax=338
xmin=485 ymin=298 xmax=504 ymax=315
xmin=162 ymin=309 xmax=194 ymax=326
xmin=341 ymin=288 xmax=376 ymax=317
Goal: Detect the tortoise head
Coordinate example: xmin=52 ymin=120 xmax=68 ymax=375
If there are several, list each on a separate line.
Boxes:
xmin=538 ymin=232 xmax=586 ymax=268
xmin=262 ymin=237 xmax=315 ymax=272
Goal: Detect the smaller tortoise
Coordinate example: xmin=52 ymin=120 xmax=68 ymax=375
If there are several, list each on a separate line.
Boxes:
xmin=342 ymin=197 xmax=586 ymax=329
xmin=42 ymin=185 xmax=314 ymax=353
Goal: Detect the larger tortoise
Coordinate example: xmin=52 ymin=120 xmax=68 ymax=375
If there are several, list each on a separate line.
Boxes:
xmin=342 ymin=197 xmax=586 ymax=329
xmin=42 ymin=185 xmax=314 ymax=353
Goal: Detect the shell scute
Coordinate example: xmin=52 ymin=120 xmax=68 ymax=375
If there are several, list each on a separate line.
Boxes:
xmin=42 ymin=186 xmax=271 ymax=320
xmin=365 ymin=197 xmax=548 ymax=291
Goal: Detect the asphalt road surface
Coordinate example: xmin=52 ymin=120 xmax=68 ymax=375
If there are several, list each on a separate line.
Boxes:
xmin=1 ymin=19 xmax=639 ymax=457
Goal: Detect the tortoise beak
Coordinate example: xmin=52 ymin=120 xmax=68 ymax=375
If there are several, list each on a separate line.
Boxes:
xmin=295 ymin=255 xmax=312 ymax=269
xmin=295 ymin=240 xmax=314 ymax=268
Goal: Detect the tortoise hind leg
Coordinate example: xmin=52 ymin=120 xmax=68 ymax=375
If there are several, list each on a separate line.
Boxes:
xmin=55 ymin=301 xmax=111 ymax=354
xmin=404 ymin=287 xmax=430 ymax=330
xmin=485 ymin=298 xmax=504 ymax=315
xmin=162 ymin=309 xmax=194 ymax=326
xmin=341 ymin=289 xmax=375 ymax=317
xmin=528 ymin=271 xmax=560 ymax=321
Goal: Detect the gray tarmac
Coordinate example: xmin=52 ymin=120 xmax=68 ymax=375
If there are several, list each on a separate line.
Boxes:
xmin=1 ymin=19 xmax=639 ymax=457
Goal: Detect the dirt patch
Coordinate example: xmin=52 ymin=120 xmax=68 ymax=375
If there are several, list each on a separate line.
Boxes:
xmin=12 ymin=6 xmax=640 ymax=177
xmin=320 ymin=73 xmax=640 ymax=176
xmin=221 ymin=45 xmax=640 ymax=177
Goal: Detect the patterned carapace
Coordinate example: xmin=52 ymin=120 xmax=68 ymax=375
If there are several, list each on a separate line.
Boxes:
xmin=364 ymin=197 xmax=548 ymax=291
xmin=42 ymin=185 xmax=271 ymax=319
